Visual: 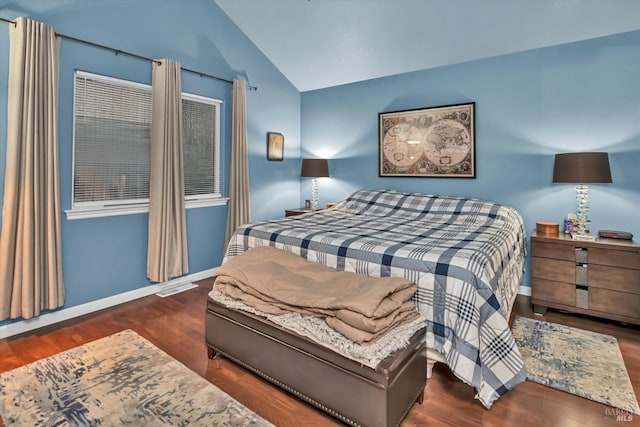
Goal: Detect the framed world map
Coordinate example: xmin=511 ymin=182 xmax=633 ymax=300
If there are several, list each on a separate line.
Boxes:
xmin=379 ymin=102 xmax=475 ymax=178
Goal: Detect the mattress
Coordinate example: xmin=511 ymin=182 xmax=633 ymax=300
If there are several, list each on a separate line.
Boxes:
xmin=224 ymin=189 xmax=527 ymax=408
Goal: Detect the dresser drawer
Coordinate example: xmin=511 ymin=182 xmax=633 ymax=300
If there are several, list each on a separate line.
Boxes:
xmin=531 ymin=242 xmax=576 ymax=261
xmin=531 ymin=278 xmax=576 ymax=306
xmin=589 ymin=288 xmax=640 ymax=320
xmin=589 ymin=264 xmax=640 ymax=293
xmin=531 ymin=257 xmax=575 ymax=283
xmin=588 ymin=247 xmax=640 ymax=269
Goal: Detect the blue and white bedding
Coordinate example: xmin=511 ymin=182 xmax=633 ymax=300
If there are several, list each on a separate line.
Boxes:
xmin=224 ymin=189 xmax=527 ymax=408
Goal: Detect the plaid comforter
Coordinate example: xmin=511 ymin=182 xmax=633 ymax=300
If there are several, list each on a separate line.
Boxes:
xmin=224 ymin=189 xmax=527 ymax=408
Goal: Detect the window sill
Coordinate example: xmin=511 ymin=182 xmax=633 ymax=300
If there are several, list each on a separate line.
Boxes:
xmin=64 ymin=197 xmax=229 ymax=220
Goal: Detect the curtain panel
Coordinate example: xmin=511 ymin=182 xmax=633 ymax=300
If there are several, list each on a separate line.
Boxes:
xmin=224 ymin=79 xmax=251 ymax=246
xmin=0 ymin=17 xmax=64 ymax=320
xmin=146 ymin=59 xmax=189 ymax=283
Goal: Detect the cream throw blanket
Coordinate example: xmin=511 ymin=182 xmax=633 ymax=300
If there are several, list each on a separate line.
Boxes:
xmin=213 ymin=246 xmax=420 ymax=344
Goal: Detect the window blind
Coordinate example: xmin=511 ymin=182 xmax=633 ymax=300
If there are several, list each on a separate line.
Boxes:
xmin=182 ymin=95 xmax=221 ymax=198
xmin=74 ymin=72 xmax=151 ymax=206
xmin=72 ymin=71 xmax=222 ymax=213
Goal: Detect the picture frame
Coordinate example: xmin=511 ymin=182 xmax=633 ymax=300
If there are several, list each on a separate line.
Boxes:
xmin=379 ymin=102 xmax=475 ymax=178
xmin=267 ymin=132 xmax=284 ymax=161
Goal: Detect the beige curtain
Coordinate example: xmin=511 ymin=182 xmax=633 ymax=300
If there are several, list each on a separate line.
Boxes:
xmin=146 ymin=59 xmax=189 ymax=282
xmin=0 ymin=17 xmax=64 ymax=320
xmin=225 ymin=79 xmax=251 ymax=245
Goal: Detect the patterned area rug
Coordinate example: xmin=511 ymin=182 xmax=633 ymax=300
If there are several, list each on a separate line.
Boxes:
xmin=0 ymin=330 xmax=273 ymax=426
xmin=512 ymin=316 xmax=640 ymax=415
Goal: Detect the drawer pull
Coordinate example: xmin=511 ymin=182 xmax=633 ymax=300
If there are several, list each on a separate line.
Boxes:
xmin=575 ymin=247 xmax=588 ymax=263
xmin=576 ymin=286 xmax=589 ymax=309
xmin=575 ymin=264 xmax=588 ymax=286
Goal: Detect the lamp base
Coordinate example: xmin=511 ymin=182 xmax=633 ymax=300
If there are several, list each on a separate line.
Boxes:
xmin=311 ymin=177 xmax=319 ymax=210
xmin=574 ymin=184 xmax=591 ymax=235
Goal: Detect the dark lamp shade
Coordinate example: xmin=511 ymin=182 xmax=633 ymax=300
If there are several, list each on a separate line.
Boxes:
xmin=552 ymin=152 xmax=612 ymax=184
xmin=301 ymin=158 xmax=329 ymax=178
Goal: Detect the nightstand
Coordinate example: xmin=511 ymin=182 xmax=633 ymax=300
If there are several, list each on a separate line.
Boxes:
xmin=530 ymin=231 xmax=640 ymax=324
xmin=285 ymin=208 xmax=321 ymax=217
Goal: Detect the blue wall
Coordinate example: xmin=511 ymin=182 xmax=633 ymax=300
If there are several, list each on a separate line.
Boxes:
xmin=0 ymin=0 xmax=301 ymax=324
xmin=301 ymin=30 xmax=640 ymax=287
xmin=1 ymin=0 xmax=639 ymax=328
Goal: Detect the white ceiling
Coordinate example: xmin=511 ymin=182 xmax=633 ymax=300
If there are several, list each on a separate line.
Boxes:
xmin=214 ymin=0 xmax=640 ymax=92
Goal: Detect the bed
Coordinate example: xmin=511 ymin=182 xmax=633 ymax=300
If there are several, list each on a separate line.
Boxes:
xmin=223 ymin=188 xmax=527 ymax=408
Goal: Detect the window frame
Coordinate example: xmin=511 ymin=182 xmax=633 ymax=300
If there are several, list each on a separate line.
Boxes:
xmin=65 ymin=71 xmax=228 ymax=221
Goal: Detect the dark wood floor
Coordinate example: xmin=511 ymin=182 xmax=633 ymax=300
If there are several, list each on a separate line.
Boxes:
xmin=1 ymin=278 xmax=639 ymax=427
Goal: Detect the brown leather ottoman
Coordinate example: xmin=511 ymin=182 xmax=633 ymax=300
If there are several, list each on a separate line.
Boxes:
xmin=206 ymin=297 xmax=427 ymax=427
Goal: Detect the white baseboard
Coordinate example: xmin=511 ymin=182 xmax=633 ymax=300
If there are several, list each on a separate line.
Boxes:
xmin=518 ymin=285 xmax=532 ymax=296
xmin=0 ymin=268 xmax=217 ymax=340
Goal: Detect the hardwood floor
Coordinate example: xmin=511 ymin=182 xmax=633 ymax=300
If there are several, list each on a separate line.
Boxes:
xmin=1 ymin=278 xmax=639 ymax=426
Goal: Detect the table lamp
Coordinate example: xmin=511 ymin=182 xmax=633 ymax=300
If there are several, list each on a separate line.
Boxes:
xmin=552 ymin=152 xmax=612 ymax=238
xmin=301 ymin=158 xmax=329 ymax=210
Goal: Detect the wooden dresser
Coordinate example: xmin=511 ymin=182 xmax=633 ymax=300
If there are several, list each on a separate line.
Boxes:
xmin=284 ymin=208 xmax=323 ymax=217
xmin=530 ymin=231 xmax=640 ymax=324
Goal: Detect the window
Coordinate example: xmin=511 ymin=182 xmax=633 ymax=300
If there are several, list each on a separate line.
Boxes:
xmin=67 ymin=71 xmax=225 ymax=219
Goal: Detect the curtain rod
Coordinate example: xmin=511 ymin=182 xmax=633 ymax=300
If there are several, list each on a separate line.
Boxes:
xmin=0 ymin=16 xmax=257 ymax=91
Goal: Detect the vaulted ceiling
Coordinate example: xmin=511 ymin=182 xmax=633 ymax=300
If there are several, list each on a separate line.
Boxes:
xmin=215 ymin=0 xmax=640 ymax=92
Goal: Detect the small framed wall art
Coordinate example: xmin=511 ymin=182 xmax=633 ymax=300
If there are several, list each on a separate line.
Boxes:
xmin=379 ymin=102 xmax=475 ymax=178
xmin=267 ymin=132 xmax=284 ymax=161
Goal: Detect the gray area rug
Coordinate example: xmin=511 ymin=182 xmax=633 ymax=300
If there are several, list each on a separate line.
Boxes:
xmin=0 ymin=329 xmax=273 ymax=426
xmin=512 ymin=316 xmax=640 ymax=415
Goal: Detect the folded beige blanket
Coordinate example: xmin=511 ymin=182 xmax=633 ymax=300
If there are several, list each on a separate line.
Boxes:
xmin=213 ymin=246 xmax=420 ymax=344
